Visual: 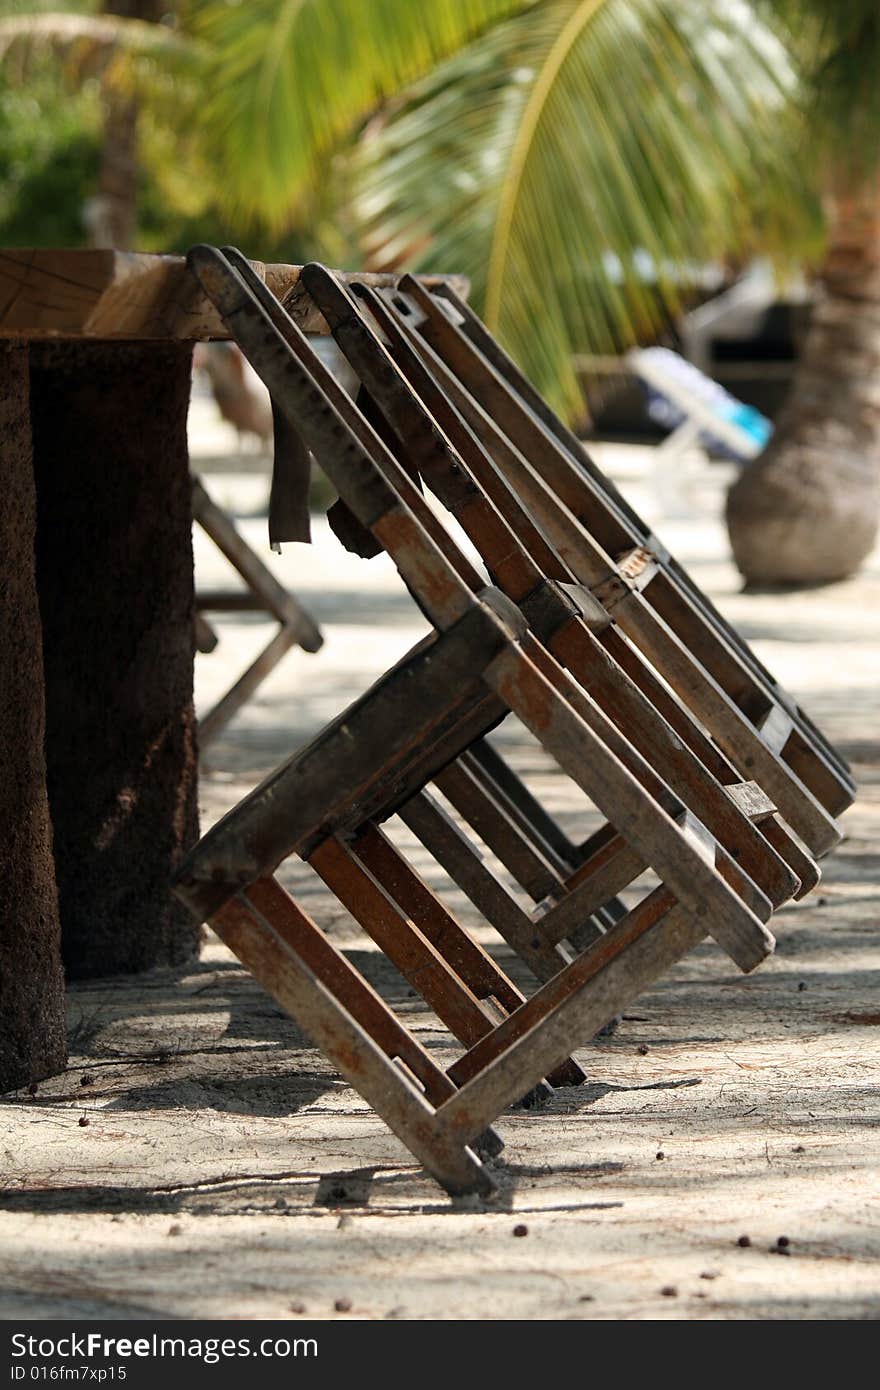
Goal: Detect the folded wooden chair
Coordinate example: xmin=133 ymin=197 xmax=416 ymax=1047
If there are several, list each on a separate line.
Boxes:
xmin=373 ymin=278 xmax=853 ymax=850
xmin=218 ymin=251 xmax=818 ymax=942
xmin=191 ymin=474 xmax=322 ymax=747
xmin=435 ymin=283 xmax=853 ymax=796
xmin=174 ymin=246 xmax=786 ymax=1196
xmin=296 ymin=262 xmax=819 ymax=912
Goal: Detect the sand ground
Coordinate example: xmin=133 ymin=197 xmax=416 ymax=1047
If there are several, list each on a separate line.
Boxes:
xmin=1 ymin=393 xmax=878 ymax=1321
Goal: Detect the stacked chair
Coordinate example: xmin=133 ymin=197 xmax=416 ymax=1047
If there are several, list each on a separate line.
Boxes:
xmin=191 ymin=474 xmax=323 ymax=749
xmin=174 ymin=246 xmax=853 ymax=1197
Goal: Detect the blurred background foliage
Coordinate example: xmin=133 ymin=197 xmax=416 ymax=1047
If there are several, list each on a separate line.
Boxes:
xmin=0 ymin=1 xmax=876 ymax=416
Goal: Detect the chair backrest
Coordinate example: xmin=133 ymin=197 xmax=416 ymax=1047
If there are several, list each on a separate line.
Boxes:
xmin=171 ymin=245 xmax=841 ymax=1197
xmin=184 ymin=246 xmax=779 ymax=974
xmin=291 ymin=263 xmax=844 ymax=863
xmin=427 ymin=281 xmax=852 ymax=804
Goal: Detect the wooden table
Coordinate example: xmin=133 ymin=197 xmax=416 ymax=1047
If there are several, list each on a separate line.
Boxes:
xmin=0 ymin=248 xmax=464 ymax=1091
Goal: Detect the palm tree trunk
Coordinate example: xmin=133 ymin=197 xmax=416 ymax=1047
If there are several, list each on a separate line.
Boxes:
xmin=87 ymin=0 xmax=169 ymax=248
xmin=726 ymin=181 xmax=880 ymax=587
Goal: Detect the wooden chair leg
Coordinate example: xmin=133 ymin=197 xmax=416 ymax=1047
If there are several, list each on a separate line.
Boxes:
xmin=192 ymin=474 xmax=323 ymax=747
xmin=433 ymin=760 xmax=568 ymax=901
xmin=310 ymin=833 xmax=581 ymax=1094
xmin=440 ymin=894 xmax=701 ymax=1148
xmin=399 ymin=789 xmax=575 ymax=982
xmin=351 ymin=821 xmax=585 ymax=1087
xmin=466 ymin=737 xmax=581 ymax=866
xmin=416 ymin=279 xmax=855 ymax=804
xmin=212 ymin=879 xmax=496 ymax=1195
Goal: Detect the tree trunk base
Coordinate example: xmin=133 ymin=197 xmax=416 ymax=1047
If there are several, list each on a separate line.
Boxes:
xmin=0 ymin=346 xmax=66 ymax=1091
xmin=31 ymin=342 xmax=200 ymax=980
xmin=726 ymin=442 xmax=879 ymax=589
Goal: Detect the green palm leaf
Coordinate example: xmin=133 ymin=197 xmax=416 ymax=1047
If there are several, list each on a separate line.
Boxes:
xmin=0 ymin=11 xmax=198 ymax=76
xmin=194 ymin=0 xmax=535 ymax=227
xmin=353 ymin=0 xmax=819 ymax=417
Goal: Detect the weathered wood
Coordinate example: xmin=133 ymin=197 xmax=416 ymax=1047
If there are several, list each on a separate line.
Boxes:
xmin=398 ymin=791 xmax=573 ymax=982
xmin=243 ymin=875 xmax=504 ymax=1159
xmin=327 ymin=275 xmax=815 ymax=888
xmin=204 ymin=261 xmax=783 ymax=966
xmin=175 ymin=609 xmax=507 ymax=922
xmin=172 ymin=251 xmax=843 ymax=1197
xmin=408 ymin=278 xmax=854 ymax=812
xmin=466 ymin=738 xmax=580 ymax=867
xmin=447 ymin=886 xmax=676 ymax=1089
xmin=544 ymin=619 xmax=802 ymax=905
xmin=759 ymin=702 xmax=795 ymax=756
xmin=0 ymin=248 xmax=467 ymax=343
xmin=433 ymin=761 xmax=567 ymax=902
xmin=191 ymin=474 xmax=322 ymax=748
xmin=726 ymin=781 xmax=777 ymax=822
xmin=457 ymin=748 xmax=574 ymax=880
xmin=0 ymin=345 xmax=65 ymax=1090
xmin=314 ymin=272 xmax=807 ymax=907
xmin=440 ymin=901 xmax=701 ymax=1145
xmin=246 ymin=876 xmax=459 ymax=1108
xmin=198 ymin=626 xmax=300 ymax=751
xmin=192 ymin=478 xmax=322 ymax=638
xmin=32 ymin=340 xmax=199 ymax=977
xmin=305 ymin=268 xmax=564 ymax=601
xmin=188 ymin=248 xmax=478 ymax=632
xmin=537 ymin=841 xmax=646 ymax=947
xmin=612 ymin=591 xmax=839 ymax=856
xmin=352 ymin=823 xmax=524 ymax=1012
xmin=212 ymin=885 xmax=494 ymax=1196
xmin=412 ymin=325 xmax=837 ymax=854
xmin=482 ymin=640 xmax=775 ymax=972
xmin=350 ymin=823 xmax=585 ymax=1088
xmin=309 ymin=835 xmax=512 ymax=1048
xmin=436 ymin=283 xmax=852 ymax=781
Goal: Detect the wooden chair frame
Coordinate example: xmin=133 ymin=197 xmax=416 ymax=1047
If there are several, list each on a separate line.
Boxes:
xmin=297 ymin=263 xmax=822 ymax=911
xmin=378 ymin=276 xmax=850 ymax=850
xmin=347 ymin=277 xmax=850 ymax=859
xmin=425 ymin=281 xmax=854 ymax=810
xmin=191 ymin=474 xmax=322 ymax=747
xmin=171 ymin=246 xmax=799 ymax=1196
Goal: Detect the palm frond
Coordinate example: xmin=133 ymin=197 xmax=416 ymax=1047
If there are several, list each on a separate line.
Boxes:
xmin=767 ymin=0 xmax=880 ymax=179
xmin=353 ymin=0 xmax=820 ymax=419
xmin=0 ymin=12 xmax=196 ymax=68
xmin=194 ymin=0 xmax=536 ymax=228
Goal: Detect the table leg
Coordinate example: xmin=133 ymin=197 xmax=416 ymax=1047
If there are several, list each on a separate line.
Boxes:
xmin=0 ymin=345 xmax=66 ymax=1088
xmin=30 ymin=342 xmax=200 ymax=978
